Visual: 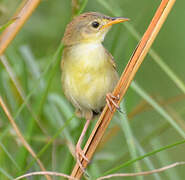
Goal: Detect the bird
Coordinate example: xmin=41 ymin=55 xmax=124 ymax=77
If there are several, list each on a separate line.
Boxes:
xmin=61 ymin=12 xmax=129 ymax=171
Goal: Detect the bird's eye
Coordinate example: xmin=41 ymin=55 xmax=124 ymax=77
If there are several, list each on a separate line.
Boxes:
xmin=91 ymin=21 xmax=100 ymax=28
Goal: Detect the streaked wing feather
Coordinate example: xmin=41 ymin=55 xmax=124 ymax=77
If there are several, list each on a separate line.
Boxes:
xmin=105 ymin=48 xmax=116 ymax=69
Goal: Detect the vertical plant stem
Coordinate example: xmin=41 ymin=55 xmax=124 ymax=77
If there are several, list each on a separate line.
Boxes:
xmin=97 ymin=0 xmax=185 ymax=95
xmin=0 ymin=96 xmax=51 ymax=180
xmin=131 ymin=81 xmax=185 ymax=138
xmin=71 ymin=0 xmax=176 ymax=178
xmin=0 ymin=0 xmax=41 ymax=55
xmin=119 ymin=101 xmax=143 ymax=180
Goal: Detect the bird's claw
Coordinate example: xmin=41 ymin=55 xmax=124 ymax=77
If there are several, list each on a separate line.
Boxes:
xmin=75 ymin=145 xmax=90 ymax=173
xmin=106 ymin=93 xmax=121 ymax=112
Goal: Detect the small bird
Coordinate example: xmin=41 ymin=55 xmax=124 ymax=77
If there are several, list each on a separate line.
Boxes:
xmin=61 ymin=12 xmax=129 ymax=171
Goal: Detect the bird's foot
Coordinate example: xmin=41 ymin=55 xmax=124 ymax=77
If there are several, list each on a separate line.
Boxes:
xmin=106 ymin=93 xmax=122 ymax=112
xmin=75 ymin=144 xmax=90 ymax=173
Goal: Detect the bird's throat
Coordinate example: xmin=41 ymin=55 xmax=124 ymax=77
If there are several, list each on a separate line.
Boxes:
xmin=65 ymin=42 xmax=107 ymax=69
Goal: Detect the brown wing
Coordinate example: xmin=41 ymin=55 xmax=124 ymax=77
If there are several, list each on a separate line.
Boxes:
xmin=61 ymin=48 xmax=67 ymax=70
xmin=105 ymin=48 xmax=116 ymax=69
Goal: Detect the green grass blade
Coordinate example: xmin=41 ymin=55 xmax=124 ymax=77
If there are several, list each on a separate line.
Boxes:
xmin=131 ymin=81 xmax=185 ymax=138
xmin=0 ymin=168 xmax=14 ymax=180
xmin=151 ymin=138 xmax=179 ymax=179
xmin=11 ymin=42 xmax=63 ymax=122
xmin=24 ymin=115 xmax=75 ymax=172
xmin=101 ymin=139 xmax=185 ymax=176
xmin=119 ymin=101 xmax=143 ymax=180
xmin=0 ymin=17 xmax=18 ymax=33
xmin=149 ymin=49 xmax=185 ymax=94
xmin=77 ymin=0 xmax=89 ymax=15
xmin=0 ymin=142 xmax=20 ymax=170
xmin=97 ymin=0 xmax=185 ymax=94
xmin=135 ymin=140 xmax=161 ymax=180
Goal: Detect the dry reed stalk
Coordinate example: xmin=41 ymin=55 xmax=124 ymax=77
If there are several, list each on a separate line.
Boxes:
xmin=71 ymin=0 xmax=176 ymax=179
xmin=97 ymin=162 xmax=185 ymax=180
xmin=0 ymin=1 xmax=51 ymax=179
xmin=14 ymin=161 xmax=185 ymax=179
xmin=0 ymin=96 xmax=52 ymax=180
xmin=0 ymin=55 xmax=49 ymax=136
xmin=0 ymin=0 xmax=41 ymax=55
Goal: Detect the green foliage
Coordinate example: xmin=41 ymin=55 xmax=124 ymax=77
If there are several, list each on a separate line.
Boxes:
xmin=0 ymin=17 xmax=17 ymax=33
xmin=0 ymin=0 xmax=185 ymax=179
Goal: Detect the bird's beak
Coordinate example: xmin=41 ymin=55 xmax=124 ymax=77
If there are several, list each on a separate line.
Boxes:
xmin=101 ymin=17 xmax=130 ymax=30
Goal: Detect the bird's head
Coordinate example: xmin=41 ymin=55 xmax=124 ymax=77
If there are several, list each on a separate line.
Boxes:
xmin=63 ymin=12 xmax=129 ymax=45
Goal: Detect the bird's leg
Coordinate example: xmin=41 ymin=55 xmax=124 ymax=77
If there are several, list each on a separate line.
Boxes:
xmin=75 ymin=118 xmax=91 ymax=173
xmin=106 ymin=93 xmax=121 ymax=112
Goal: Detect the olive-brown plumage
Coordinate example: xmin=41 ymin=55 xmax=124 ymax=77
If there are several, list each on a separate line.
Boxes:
xmin=61 ymin=12 xmax=129 ymax=171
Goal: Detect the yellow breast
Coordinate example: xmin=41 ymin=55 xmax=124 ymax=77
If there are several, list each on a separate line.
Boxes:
xmin=61 ymin=42 xmax=118 ymax=111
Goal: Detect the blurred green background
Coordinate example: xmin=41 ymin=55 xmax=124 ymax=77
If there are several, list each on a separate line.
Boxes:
xmin=0 ymin=0 xmax=185 ymax=179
